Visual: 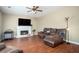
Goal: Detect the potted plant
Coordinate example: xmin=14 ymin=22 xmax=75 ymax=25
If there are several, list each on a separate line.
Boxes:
xmin=32 ymin=29 xmax=36 ymax=35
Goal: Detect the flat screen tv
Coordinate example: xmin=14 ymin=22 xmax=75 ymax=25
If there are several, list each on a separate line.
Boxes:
xmin=18 ymin=18 xmax=31 ymax=26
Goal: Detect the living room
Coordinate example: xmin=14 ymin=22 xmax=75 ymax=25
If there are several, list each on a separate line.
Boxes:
xmin=0 ymin=6 xmax=79 ymax=53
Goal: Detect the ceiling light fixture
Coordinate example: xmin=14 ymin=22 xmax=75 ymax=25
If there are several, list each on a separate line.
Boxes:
xmin=8 ymin=6 xmax=11 ymax=8
xmin=26 ymin=6 xmax=43 ymax=14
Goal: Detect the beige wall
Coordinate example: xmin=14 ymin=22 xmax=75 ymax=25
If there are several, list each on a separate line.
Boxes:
xmin=2 ymin=14 xmax=37 ymax=37
xmin=1 ymin=6 xmax=79 ymax=43
xmin=31 ymin=18 xmax=38 ymax=35
xmin=0 ymin=12 xmax=2 ymax=39
xmin=37 ymin=7 xmax=79 ymax=43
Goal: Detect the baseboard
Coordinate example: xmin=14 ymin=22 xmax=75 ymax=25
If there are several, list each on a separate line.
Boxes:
xmin=67 ymin=40 xmax=79 ymax=45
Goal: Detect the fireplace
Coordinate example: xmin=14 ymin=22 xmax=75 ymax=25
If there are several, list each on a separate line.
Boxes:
xmin=17 ymin=26 xmax=32 ymax=38
xmin=20 ymin=30 xmax=28 ymax=35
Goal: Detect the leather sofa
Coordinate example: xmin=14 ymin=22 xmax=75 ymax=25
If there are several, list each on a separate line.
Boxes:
xmin=38 ymin=28 xmax=53 ymax=39
xmin=38 ymin=31 xmax=45 ymax=39
xmin=0 ymin=43 xmax=23 ymax=53
xmin=38 ymin=28 xmax=66 ymax=39
xmin=38 ymin=28 xmax=66 ymax=47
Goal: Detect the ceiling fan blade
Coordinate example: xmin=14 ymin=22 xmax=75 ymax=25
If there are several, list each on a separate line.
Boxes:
xmin=27 ymin=10 xmax=32 ymax=12
xmin=26 ymin=7 xmax=31 ymax=9
xmin=36 ymin=6 xmax=39 ymax=9
xmin=36 ymin=10 xmax=43 ymax=12
xmin=8 ymin=6 xmax=11 ymax=8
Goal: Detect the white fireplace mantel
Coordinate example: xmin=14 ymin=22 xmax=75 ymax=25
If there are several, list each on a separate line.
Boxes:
xmin=16 ymin=26 xmax=32 ymax=38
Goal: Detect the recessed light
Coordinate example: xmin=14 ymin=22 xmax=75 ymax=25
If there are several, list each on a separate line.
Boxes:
xmin=8 ymin=6 xmax=11 ymax=8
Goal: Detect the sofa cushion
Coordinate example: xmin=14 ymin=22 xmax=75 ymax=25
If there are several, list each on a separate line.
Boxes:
xmin=50 ymin=28 xmax=57 ymax=33
xmin=44 ymin=28 xmax=50 ymax=34
xmin=57 ymin=29 xmax=66 ymax=39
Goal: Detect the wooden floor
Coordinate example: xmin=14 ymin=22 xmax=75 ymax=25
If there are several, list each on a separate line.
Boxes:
xmin=3 ymin=36 xmax=79 ymax=53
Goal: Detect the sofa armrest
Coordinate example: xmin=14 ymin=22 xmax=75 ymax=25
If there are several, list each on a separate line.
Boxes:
xmin=0 ymin=43 xmax=6 ymax=50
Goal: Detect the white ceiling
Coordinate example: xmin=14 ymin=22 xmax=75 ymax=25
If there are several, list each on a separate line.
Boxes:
xmin=0 ymin=6 xmax=63 ymax=18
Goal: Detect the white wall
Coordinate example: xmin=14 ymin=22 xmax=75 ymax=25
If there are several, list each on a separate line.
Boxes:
xmin=2 ymin=14 xmax=37 ymax=37
xmin=37 ymin=6 xmax=79 ymax=43
xmin=0 ymin=12 xmax=2 ymax=39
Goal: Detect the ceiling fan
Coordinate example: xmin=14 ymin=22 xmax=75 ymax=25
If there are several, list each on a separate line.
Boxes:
xmin=26 ymin=6 xmax=43 ymax=14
